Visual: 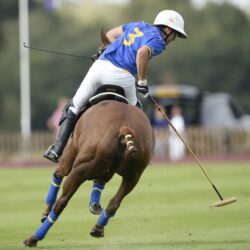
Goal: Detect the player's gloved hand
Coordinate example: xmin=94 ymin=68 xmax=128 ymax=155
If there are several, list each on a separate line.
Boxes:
xmin=91 ymin=45 xmax=106 ymax=62
xmin=136 ymin=79 xmax=149 ymax=98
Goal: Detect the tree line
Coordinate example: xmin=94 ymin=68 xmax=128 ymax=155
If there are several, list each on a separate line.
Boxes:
xmin=0 ymin=0 xmax=249 ymax=131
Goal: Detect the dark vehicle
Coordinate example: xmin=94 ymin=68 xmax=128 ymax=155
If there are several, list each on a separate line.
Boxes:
xmin=147 ymin=84 xmax=250 ymax=129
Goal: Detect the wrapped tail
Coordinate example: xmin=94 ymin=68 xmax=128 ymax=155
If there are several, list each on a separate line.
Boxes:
xmin=119 ymin=127 xmax=138 ymax=159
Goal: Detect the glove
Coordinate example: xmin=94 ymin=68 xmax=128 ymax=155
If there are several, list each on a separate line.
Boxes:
xmin=136 ymin=79 xmax=149 ymax=97
xmin=91 ymin=45 xmax=106 ymax=62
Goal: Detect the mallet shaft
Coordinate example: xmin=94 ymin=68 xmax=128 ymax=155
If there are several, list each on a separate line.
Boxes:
xmin=148 ymin=94 xmax=225 ymax=200
xmin=23 ymin=42 xmax=92 ymax=60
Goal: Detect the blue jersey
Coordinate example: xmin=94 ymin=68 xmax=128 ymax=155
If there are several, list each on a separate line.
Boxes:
xmin=99 ymin=21 xmax=166 ymax=75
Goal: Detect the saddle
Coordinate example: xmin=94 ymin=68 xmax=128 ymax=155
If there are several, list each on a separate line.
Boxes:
xmin=78 ymin=85 xmax=129 ymax=116
xmin=88 ymin=85 xmax=129 ymax=106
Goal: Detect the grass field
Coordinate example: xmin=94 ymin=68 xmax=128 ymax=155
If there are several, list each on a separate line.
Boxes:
xmin=0 ymin=162 xmax=250 ymax=250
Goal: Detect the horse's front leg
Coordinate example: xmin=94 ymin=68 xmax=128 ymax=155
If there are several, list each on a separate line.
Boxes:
xmin=90 ymin=174 xmax=140 ymax=238
xmin=89 ymin=179 xmax=105 ymax=215
xmin=41 ymin=145 xmax=76 ymax=222
xmin=41 ymin=170 xmax=63 ymax=223
xmin=23 ymin=170 xmax=83 ymax=247
xmin=89 ymin=171 xmax=116 ymax=215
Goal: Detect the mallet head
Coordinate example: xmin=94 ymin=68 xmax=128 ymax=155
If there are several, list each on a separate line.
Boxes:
xmin=211 ymin=197 xmax=237 ymax=207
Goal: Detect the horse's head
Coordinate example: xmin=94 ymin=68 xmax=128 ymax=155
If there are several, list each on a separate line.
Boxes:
xmin=97 ymin=28 xmax=111 ymax=52
xmin=100 ymin=28 xmax=110 ymax=46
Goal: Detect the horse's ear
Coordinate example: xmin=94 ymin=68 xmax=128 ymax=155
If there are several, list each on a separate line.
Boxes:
xmin=100 ymin=27 xmax=110 ymax=45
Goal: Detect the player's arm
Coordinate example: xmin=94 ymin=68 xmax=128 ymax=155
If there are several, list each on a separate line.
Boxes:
xmin=136 ymin=45 xmax=151 ymax=81
xmin=136 ymin=45 xmax=151 ymax=96
xmin=92 ymin=26 xmax=123 ymax=61
xmin=106 ymin=25 xmax=124 ymax=43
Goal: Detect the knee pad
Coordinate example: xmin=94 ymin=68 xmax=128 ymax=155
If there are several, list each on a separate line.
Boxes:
xmin=59 ymin=100 xmax=77 ymax=125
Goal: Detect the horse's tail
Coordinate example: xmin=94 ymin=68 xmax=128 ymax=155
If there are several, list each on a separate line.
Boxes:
xmin=119 ymin=127 xmax=138 ymax=159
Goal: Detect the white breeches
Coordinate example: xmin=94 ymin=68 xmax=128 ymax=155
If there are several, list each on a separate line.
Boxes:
xmin=70 ymin=59 xmax=137 ymax=115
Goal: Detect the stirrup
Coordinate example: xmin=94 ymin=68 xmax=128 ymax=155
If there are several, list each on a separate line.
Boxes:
xmin=43 ymin=145 xmax=59 ymax=163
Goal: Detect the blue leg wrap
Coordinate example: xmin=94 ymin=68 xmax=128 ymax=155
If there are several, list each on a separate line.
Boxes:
xmin=90 ymin=183 xmax=105 ymax=205
xmin=34 ymin=210 xmax=58 ymax=240
xmin=46 ymin=173 xmax=62 ymax=207
xmin=97 ymin=209 xmax=115 ymax=227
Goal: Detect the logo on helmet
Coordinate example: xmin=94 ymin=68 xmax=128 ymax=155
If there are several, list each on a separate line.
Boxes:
xmin=168 ymin=17 xmax=175 ymax=23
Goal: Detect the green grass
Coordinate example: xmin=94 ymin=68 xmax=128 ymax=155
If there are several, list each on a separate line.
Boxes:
xmin=0 ymin=162 xmax=250 ymax=250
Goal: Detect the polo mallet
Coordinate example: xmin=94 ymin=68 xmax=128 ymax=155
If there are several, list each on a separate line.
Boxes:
xmin=147 ymin=94 xmax=237 ymax=207
xmin=23 ymin=43 xmax=92 ymax=60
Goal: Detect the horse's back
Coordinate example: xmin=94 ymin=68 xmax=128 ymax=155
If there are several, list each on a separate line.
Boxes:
xmin=78 ymin=101 xmax=153 ymax=150
xmin=64 ymin=101 xmax=154 ymax=179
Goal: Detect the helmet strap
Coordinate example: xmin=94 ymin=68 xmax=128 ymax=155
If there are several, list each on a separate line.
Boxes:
xmin=159 ymin=26 xmax=174 ymax=42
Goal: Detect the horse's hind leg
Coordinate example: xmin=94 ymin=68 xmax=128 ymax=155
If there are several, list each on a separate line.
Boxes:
xmin=90 ymin=174 xmax=140 ymax=238
xmin=24 ymin=169 xmax=83 ymax=247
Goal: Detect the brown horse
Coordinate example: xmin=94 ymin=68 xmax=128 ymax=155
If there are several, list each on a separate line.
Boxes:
xmin=24 ymin=99 xmax=155 ymax=247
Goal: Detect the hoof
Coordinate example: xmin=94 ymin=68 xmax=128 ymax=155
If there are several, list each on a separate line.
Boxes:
xmin=23 ymin=236 xmax=38 ymax=247
xmin=89 ymin=203 xmax=103 ymax=215
xmin=41 ymin=207 xmax=50 ymax=223
xmin=90 ymin=224 xmax=104 ymax=238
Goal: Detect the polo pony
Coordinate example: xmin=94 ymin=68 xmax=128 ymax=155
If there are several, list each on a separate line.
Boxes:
xmin=24 ymin=88 xmax=155 ymax=247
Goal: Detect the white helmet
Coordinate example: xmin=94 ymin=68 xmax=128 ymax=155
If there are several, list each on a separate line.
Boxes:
xmin=154 ymin=10 xmax=188 ymax=39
